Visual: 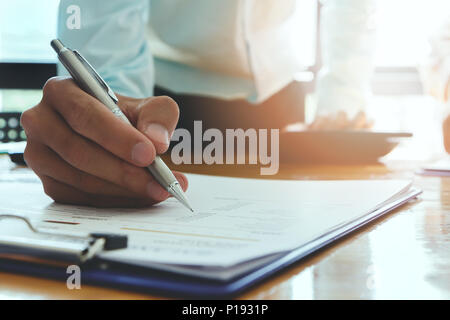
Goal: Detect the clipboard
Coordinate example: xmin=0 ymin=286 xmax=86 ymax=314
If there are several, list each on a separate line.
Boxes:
xmin=0 ymin=214 xmax=128 ymax=264
xmin=0 ymin=187 xmax=421 ymax=298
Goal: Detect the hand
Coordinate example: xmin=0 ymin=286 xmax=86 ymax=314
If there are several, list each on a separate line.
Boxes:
xmin=21 ymin=76 xmax=188 ymax=207
xmin=308 ymin=111 xmax=373 ymax=130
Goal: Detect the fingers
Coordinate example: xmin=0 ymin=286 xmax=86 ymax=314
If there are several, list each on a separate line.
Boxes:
xmin=334 ymin=111 xmax=349 ymax=129
xmin=126 ymin=96 xmax=180 ymax=154
xmin=351 ymin=111 xmax=374 ymax=129
xmin=39 ymin=175 xmax=159 ymax=208
xmin=350 ymin=111 xmax=366 ymax=129
xmin=25 ymin=140 xmax=188 ymax=206
xmin=24 ymin=140 xmax=138 ymax=198
xmin=308 ymin=116 xmax=328 ymax=130
xmin=309 ymin=112 xmax=348 ymax=130
xmin=21 ymin=76 xmax=189 ymax=208
xmin=41 ymin=77 xmax=156 ymax=167
xmin=22 ymin=104 xmax=169 ymax=202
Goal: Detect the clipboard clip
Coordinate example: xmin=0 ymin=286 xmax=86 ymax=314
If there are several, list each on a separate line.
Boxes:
xmin=0 ymin=214 xmax=127 ymax=264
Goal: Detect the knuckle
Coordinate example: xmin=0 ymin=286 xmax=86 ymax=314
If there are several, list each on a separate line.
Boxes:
xmin=23 ymin=143 xmax=34 ymax=167
xmin=20 ymin=108 xmax=38 ymax=134
xmin=23 ymin=142 xmax=45 ymax=172
xmin=42 ymin=77 xmax=60 ymax=98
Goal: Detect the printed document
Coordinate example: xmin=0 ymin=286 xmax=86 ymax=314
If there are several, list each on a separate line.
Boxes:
xmin=0 ymin=172 xmax=416 ymax=279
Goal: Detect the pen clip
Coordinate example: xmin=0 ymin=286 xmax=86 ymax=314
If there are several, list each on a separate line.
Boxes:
xmin=72 ymin=50 xmax=119 ymax=104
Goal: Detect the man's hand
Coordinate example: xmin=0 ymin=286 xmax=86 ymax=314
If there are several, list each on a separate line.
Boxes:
xmin=21 ymin=76 xmax=188 ymax=207
xmin=308 ymin=111 xmax=373 ymax=130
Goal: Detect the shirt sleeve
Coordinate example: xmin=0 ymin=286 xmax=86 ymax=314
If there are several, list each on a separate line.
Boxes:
xmin=57 ymin=0 xmax=154 ymax=98
xmin=316 ymin=0 xmax=377 ymax=118
xmin=421 ymin=18 xmax=450 ymax=103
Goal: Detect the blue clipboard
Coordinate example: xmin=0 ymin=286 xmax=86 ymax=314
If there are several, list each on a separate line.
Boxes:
xmin=0 ymin=188 xmax=420 ymax=298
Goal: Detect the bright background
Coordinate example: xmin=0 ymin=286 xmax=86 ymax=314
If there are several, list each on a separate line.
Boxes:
xmin=1 ymin=0 xmax=449 ymax=66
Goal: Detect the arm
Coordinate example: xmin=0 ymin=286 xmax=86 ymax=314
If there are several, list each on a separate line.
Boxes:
xmin=422 ymin=18 xmax=450 ymax=103
xmin=422 ymin=18 xmax=450 ymax=152
xmin=312 ymin=0 xmax=376 ymax=129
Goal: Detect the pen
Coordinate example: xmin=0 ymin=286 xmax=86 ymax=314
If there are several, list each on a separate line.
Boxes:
xmin=50 ymin=39 xmax=193 ymax=212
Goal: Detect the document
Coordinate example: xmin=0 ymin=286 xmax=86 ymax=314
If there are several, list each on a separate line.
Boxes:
xmin=420 ymin=156 xmax=450 ymax=176
xmin=0 ymin=172 xmax=418 ymax=280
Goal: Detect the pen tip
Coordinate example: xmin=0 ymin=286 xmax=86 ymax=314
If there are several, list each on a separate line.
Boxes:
xmin=183 ymin=201 xmax=194 ymax=213
xmin=178 ymin=197 xmax=194 ymax=213
xmin=183 ymin=202 xmax=194 ymax=213
xmin=167 ymin=183 xmax=194 ymax=213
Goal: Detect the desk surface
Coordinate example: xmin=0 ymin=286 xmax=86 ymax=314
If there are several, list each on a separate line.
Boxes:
xmin=0 ymin=156 xmax=449 ymax=299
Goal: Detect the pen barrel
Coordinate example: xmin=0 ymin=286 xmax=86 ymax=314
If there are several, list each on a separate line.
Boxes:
xmin=147 ymin=156 xmax=176 ymax=190
xmin=57 ymin=48 xmax=129 ymax=124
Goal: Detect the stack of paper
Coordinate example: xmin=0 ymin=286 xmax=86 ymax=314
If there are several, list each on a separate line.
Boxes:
xmin=0 ymin=172 xmax=419 ymax=281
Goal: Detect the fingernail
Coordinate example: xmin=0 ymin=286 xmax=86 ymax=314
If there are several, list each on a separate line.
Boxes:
xmin=131 ymin=142 xmax=153 ymax=166
xmin=147 ymin=180 xmax=169 ymax=201
xmin=145 ymin=123 xmax=169 ymax=148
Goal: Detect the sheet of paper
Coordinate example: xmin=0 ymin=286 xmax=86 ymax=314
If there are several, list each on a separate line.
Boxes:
xmin=421 ymin=156 xmax=450 ymax=176
xmin=0 ymin=171 xmax=412 ymax=269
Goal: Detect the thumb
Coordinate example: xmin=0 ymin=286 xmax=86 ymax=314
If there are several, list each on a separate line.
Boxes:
xmin=118 ymin=95 xmax=180 ymax=154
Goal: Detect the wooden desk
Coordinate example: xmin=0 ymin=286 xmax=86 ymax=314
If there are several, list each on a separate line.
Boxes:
xmin=1 ymin=157 xmax=449 ymax=299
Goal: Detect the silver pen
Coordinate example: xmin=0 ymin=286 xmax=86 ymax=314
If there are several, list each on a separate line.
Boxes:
xmin=51 ymin=39 xmax=193 ymax=212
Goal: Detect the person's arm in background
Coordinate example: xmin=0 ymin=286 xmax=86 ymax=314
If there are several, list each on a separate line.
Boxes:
xmin=421 ymin=18 xmax=450 ymax=152
xmin=311 ymin=0 xmax=376 ymax=130
xmin=21 ymin=0 xmax=188 ymax=207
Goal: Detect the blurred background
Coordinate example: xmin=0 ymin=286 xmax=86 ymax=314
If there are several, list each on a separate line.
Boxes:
xmin=0 ymin=0 xmax=449 ymax=161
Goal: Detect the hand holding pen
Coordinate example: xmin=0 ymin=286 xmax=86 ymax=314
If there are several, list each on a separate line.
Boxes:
xmin=20 ymin=40 xmax=191 ymax=209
